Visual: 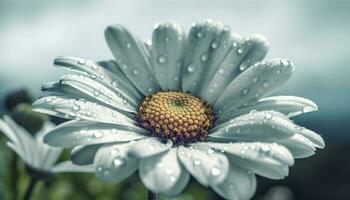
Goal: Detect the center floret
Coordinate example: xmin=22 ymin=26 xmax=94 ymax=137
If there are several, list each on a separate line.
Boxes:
xmin=136 ymin=91 xmax=214 ymax=144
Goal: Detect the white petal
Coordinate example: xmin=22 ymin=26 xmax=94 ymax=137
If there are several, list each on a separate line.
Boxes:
xmin=51 ymin=161 xmax=94 ymax=173
xmin=1 ymin=116 xmax=36 ymax=164
xmin=162 ymin=169 xmax=190 ymax=197
xmin=139 ymin=148 xmax=183 ymax=193
xmin=105 ymin=25 xmax=160 ymax=95
xmin=33 ymin=96 xmax=135 ymax=126
xmin=55 ymin=56 xmax=143 ymax=101
xmin=197 ymin=28 xmax=240 ymax=101
xmin=93 ymin=142 xmax=138 ymax=182
xmin=212 ymin=164 xmax=257 ymax=200
xmin=44 ymin=120 xmax=146 ymax=148
xmin=59 ymin=73 xmax=137 ymax=113
xmin=128 ymin=137 xmax=172 ymax=159
xmin=295 ymin=126 xmax=325 ymax=148
xmin=41 ymin=81 xmax=94 ymax=100
xmin=200 ymin=34 xmax=269 ymax=104
xmin=203 ymin=142 xmax=294 ymax=179
xmin=71 ymin=144 xmax=102 ymax=165
xmin=178 ymin=145 xmax=229 ymax=186
xmin=151 ymin=23 xmax=186 ymax=91
xmin=181 ymin=21 xmax=225 ymax=94
xmin=214 ymin=58 xmax=295 ymax=112
xmin=278 ymin=134 xmax=316 ymax=159
xmin=210 ymin=111 xmax=295 ymax=140
xmin=218 ymin=96 xmax=318 ymax=123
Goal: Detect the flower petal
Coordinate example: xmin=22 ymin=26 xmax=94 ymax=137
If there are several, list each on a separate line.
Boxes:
xmin=105 ymin=25 xmax=160 ymax=95
xmin=162 ymin=169 xmax=190 ymax=197
xmin=203 ymin=142 xmax=294 ymax=179
xmin=93 ymin=142 xmax=138 ymax=182
xmin=197 ymin=26 xmax=240 ymax=100
xmin=214 ymin=58 xmax=295 ymax=112
xmin=178 ymin=144 xmax=229 ymax=186
xmin=33 ymin=96 xmax=135 ymax=126
xmin=44 ymin=120 xmax=146 ymax=148
xmin=54 ymin=56 xmax=143 ymax=102
xmin=128 ymin=137 xmax=173 ymax=159
xmin=181 ymin=21 xmax=225 ymax=94
xmin=151 ymin=23 xmax=186 ymax=91
xmin=139 ymin=148 xmax=183 ymax=193
xmin=51 ymin=161 xmax=94 ymax=173
xmin=212 ymin=164 xmax=257 ymax=200
xmin=278 ymin=134 xmax=316 ymax=158
xmin=71 ymin=144 xmax=102 ymax=165
xmin=218 ymin=96 xmax=318 ymax=123
xmin=210 ymin=111 xmax=295 ymax=140
xmin=200 ymin=34 xmax=269 ymax=104
xmin=58 ymin=73 xmax=137 ymax=113
xmin=295 ymin=126 xmax=325 ymax=148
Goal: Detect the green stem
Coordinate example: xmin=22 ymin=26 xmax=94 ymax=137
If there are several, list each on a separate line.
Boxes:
xmin=23 ymin=177 xmax=37 ymax=200
xmin=147 ymin=190 xmax=157 ymax=200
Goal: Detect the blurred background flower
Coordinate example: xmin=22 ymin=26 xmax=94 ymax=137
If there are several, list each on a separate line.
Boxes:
xmin=0 ymin=0 xmax=349 ymax=199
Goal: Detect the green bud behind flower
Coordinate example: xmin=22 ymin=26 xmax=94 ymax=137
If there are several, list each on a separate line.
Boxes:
xmin=10 ymin=103 xmax=48 ymax=135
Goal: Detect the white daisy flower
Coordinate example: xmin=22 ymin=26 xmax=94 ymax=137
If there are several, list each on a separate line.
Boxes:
xmin=33 ymin=20 xmax=324 ymax=199
xmin=0 ymin=116 xmax=93 ymax=177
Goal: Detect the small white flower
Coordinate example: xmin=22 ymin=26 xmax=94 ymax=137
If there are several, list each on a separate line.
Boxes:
xmin=0 ymin=116 xmax=93 ymax=176
xmin=33 ymin=20 xmax=324 ymax=199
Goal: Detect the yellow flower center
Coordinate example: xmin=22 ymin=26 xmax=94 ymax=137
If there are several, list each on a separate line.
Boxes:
xmin=136 ymin=91 xmax=214 ymax=144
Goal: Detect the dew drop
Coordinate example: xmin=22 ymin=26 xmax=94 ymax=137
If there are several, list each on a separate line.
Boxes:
xmin=173 ymin=76 xmax=179 ymax=81
xmin=113 ymin=158 xmax=125 ymax=167
xmin=265 ymin=113 xmax=272 ymax=120
xmin=276 ymin=69 xmax=281 ymax=74
xmin=158 ymin=55 xmax=167 ymax=64
xmin=263 ymin=81 xmax=270 ymax=88
xmin=252 ymin=77 xmax=259 ymax=83
xmin=232 ymin=42 xmax=237 ymax=47
xmin=201 ymin=54 xmax=208 ymax=62
xmin=187 ymin=64 xmax=195 ymax=73
xmin=280 ymin=59 xmax=290 ymax=66
xmin=147 ymin=88 xmax=154 ymax=93
xmin=218 ymin=68 xmax=224 ymax=74
xmin=239 ymin=65 xmax=247 ymax=71
xmin=93 ymin=90 xmax=100 ymax=96
xmin=211 ymin=42 xmax=218 ymax=49
xmin=94 ymin=131 xmax=104 ymax=138
xmin=193 ymin=160 xmax=201 ymax=166
xmin=164 ymin=37 xmax=170 ymax=42
xmin=211 ymin=167 xmax=221 ymax=176
xmin=77 ymin=59 xmax=86 ymax=65
xmin=242 ymin=88 xmax=249 ymax=95
xmin=132 ymin=69 xmax=139 ymax=75
xmin=197 ymin=31 xmax=203 ymax=38
xmin=111 ymin=80 xmax=119 ymax=87
xmin=237 ymin=48 xmax=243 ymax=54
xmin=72 ymin=105 xmax=80 ymax=111
xmin=126 ymin=42 xmax=131 ymax=48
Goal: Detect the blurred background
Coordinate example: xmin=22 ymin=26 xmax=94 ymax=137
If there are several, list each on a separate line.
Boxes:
xmin=0 ymin=0 xmax=349 ymax=199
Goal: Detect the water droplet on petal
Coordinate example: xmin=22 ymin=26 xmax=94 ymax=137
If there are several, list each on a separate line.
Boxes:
xmin=237 ymin=48 xmax=243 ymax=54
xmin=197 ymin=31 xmax=203 ymax=38
xmin=187 ymin=64 xmax=195 ymax=73
xmin=211 ymin=42 xmax=218 ymax=49
xmin=211 ymin=167 xmax=221 ymax=176
xmin=263 ymin=81 xmax=270 ymax=88
xmin=77 ymin=59 xmax=86 ymax=65
xmin=242 ymin=88 xmax=249 ymax=95
xmin=252 ymin=77 xmax=259 ymax=83
xmin=94 ymin=131 xmax=104 ymax=138
xmin=201 ymin=54 xmax=208 ymax=62
xmin=72 ymin=105 xmax=80 ymax=111
xmin=158 ymin=55 xmax=167 ymax=64
xmin=113 ymin=158 xmax=125 ymax=167
xmin=126 ymin=42 xmax=131 ymax=48
xmin=132 ymin=69 xmax=139 ymax=75
xmin=193 ymin=160 xmax=201 ymax=166
xmin=276 ymin=69 xmax=281 ymax=74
